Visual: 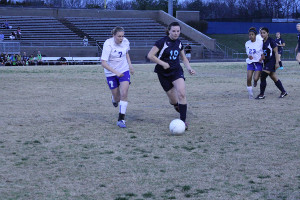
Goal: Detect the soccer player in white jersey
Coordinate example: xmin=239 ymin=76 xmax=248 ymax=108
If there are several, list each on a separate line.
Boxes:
xmin=245 ymin=27 xmax=264 ymax=99
xmin=101 ymin=27 xmax=134 ymax=128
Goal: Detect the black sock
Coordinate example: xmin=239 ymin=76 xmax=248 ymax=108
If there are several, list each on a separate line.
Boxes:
xmin=118 ymin=113 xmax=125 ymax=121
xmin=275 ymin=79 xmax=286 ymax=93
xmin=178 ymin=104 xmax=187 ymax=122
xmin=279 ymin=61 xmax=282 ymax=67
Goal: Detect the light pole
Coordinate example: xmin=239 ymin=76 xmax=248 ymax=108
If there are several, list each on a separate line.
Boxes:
xmin=168 ymin=0 xmax=173 ymax=16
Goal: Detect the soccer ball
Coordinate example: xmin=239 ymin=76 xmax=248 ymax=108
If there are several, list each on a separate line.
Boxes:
xmin=169 ymin=119 xmax=185 ymax=134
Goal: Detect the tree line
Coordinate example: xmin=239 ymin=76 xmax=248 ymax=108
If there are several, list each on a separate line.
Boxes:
xmin=1 ymin=0 xmax=299 ymax=20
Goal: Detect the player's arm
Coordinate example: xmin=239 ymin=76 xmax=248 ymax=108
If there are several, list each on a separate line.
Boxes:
xmin=147 ymin=46 xmax=170 ymax=69
xmin=273 ymin=46 xmax=280 ymax=69
xmin=126 ymin=52 xmax=134 ymax=75
xmin=180 ymin=50 xmax=195 ymax=75
xmin=101 ymin=60 xmax=124 ymax=77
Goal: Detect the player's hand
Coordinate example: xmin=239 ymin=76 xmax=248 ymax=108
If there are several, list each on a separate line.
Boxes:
xmin=129 ymin=66 xmax=134 ymax=75
xmin=188 ymin=68 xmax=196 ymax=75
xmin=162 ymin=62 xmax=170 ymax=70
xmin=249 ymin=55 xmax=253 ymax=60
xmin=117 ymin=72 xmax=124 ymax=77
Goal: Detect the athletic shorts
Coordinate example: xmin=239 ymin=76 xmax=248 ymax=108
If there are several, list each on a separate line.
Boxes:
xmin=157 ymin=70 xmax=185 ymax=92
xmin=263 ymin=60 xmax=276 ymax=72
xmin=106 ymin=70 xmax=130 ymax=90
xmin=247 ymin=62 xmax=263 ymax=71
xmin=186 ymin=53 xmax=191 ymax=59
xmin=278 ymin=49 xmax=283 ymax=55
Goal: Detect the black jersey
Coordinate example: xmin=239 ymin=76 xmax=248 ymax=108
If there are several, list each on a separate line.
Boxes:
xmin=184 ymin=45 xmax=192 ymax=54
xmin=263 ymin=37 xmax=277 ymax=63
xmin=275 ymin=37 xmax=284 ymax=52
xmin=154 ymin=36 xmax=184 ymax=76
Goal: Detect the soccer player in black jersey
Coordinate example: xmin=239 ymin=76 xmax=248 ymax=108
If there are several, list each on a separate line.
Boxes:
xmin=275 ymin=32 xmax=285 ymax=69
xmin=255 ymin=27 xmax=287 ymax=99
xmin=147 ymin=22 xmax=196 ymax=130
xmin=295 ymin=23 xmax=300 ymax=65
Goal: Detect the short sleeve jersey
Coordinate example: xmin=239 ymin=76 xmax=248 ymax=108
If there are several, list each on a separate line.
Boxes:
xmin=184 ymin=45 xmax=192 ymax=54
xmin=275 ymin=37 xmax=284 ymax=51
xmin=101 ymin=37 xmax=130 ymax=77
xmin=245 ymin=39 xmax=263 ymax=64
xmin=263 ymin=37 xmax=277 ymax=63
xmin=154 ymin=36 xmax=184 ymax=76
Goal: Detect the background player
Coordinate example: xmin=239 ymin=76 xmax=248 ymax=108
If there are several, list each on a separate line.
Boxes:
xmin=245 ymin=27 xmax=264 ymax=99
xmin=295 ymin=23 xmax=300 ymax=65
xmin=184 ymin=43 xmax=192 ymax=61
xmin=101 ymin=27 xmax=134 ymax=128
xmin=255 ymin=27 xmax=287 ymax=99
xmin=275 ymin=32 xmax=285 ymax=69
xmin=147 ymin=22 xmax=196 ymax=130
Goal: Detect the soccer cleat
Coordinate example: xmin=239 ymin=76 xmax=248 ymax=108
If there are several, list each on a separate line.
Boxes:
xmin=111 ymin=95 xmax=118 ymax=107
xmin=279 ymin=66 xmax=284 ymax=70
xmin=279 ymin=92 xmax=288 ymax=98
xmin=185 ymin=122 xmax=188 ymax=131
xmin=249 ymin=94 xmax=254 ymax=99
xmin=117 ymin=120 xmax=126 ymax=128
xmin=255 ymin=94 xmax=265 ymax=99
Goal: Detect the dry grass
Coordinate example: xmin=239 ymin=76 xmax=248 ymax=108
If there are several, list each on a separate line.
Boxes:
xmin=0 ymin=62 xmax=299 ymax=200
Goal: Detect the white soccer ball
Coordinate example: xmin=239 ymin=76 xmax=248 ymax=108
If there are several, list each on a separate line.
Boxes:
xmin=169 ymin=119 xmax=185 ymax=134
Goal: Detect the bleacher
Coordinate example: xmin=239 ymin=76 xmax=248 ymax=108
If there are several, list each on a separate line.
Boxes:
xmin=0 ymin=16 xmax=83 ymax=46
xmin=66 ymin=17 xmax=199 ymax=47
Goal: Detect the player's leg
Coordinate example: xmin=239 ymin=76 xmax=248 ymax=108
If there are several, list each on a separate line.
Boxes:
xmin=269 ymin=72 xmax=287 ymax=98
xmin=166 ymin=87 xmax=179 ymax=112
xmin=172 ymin=78 xmax=188 ymax=129
xmin=107 ymin=76 xmax=120 ymax=107
xmin=117 ymin=71 xmax=130 ymax=128
xmin=247 ymin=70 xmax=254 ymax=99
xmin=256 ymin=71 xmax=269 ymax=99
xmin=296 ymin=52 xmax=300 ymax=64
xmin=278 ymin=54 xmax=283 ymax=69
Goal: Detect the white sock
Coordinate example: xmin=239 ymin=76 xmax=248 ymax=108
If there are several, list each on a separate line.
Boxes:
xmin=112 ymin=95 xmax=116 ymax=103
xmin=119 ymin=101 xmax=128 ymax=114
xmin=247 ymin=86 xmax=253 ymax=96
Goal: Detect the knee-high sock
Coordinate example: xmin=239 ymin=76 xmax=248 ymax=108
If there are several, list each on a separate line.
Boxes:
xmin=260 ymin=72 xmax=268 ymax=95
xmin=275 ymin=79 xmax=286 ymax=93
xmin=247 ymin=86 xmax=253 ymax=96
xmin=118 ymin=101 xmax=128 ymax=121
xmin=279 ymin=61 xmax=283 ymax=67
xmin=179 ymin=104 xmax=187 ymax=122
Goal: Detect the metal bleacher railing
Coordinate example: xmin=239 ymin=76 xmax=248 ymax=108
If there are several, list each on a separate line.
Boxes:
xmin=0 ymin=42 xmax=20 ymax=54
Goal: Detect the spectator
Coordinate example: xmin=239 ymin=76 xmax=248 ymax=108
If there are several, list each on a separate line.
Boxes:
xmin=10 ymin=54 xmax=17 ymax=66
xmin=0 ymin=53 xmax=4 ymax=65
xmin=16 ymin=27 xmax=22 ymax=40
xmin=4 ymin=20 xmax=10 ymax=29
xmin=0 ymin=31 xmax=4 ymax=41
xmin=22 ymin=52 xmax=29 ymax=66
xmin=9 ymin=32 xmax=16 ymax=40
xmin=184 ymin=43 xmax=192 ymax=61
xmin=5 ymin=53 xmax=11 ymax=66
xmin=16 ymin=54 xmax=22 ymax=66
xmin=36 ymin=51 xmax=43 ymax=65
xmin=28 ymin=54 xmax=35 ymax=65
xmin=83 ymin=36 xmax=88 ymax=46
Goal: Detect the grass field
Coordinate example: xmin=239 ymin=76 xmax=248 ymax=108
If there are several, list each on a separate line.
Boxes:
xmin=208 ymin=34 xmax=298 ymax=59
xmin=1 ymin=62 xmax=300 ymax=200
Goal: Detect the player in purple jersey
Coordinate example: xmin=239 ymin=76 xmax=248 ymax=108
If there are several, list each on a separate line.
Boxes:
xmin=147 ymin=22 xmax=196 ymax=130
xmin=295 ymin=23 xmax=300 ymax=65
xmin=101 ymin=27 xmax=134 ymax=128
xmin=275 ymin=32 xmax=285 ymax=69
xmin=255 ymin=27 xmax=287 ymax=99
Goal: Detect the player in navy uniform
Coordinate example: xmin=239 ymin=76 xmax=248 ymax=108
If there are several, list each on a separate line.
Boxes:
xmin=295 ymin=23 xmax=300 ymax=65
xmin=255 ymin=27 xmax=287 ymax=99
xmin=147 ymin=22 xmax=196 ymax=130
xmin=275 ymin=32 xmax=285 ymax=69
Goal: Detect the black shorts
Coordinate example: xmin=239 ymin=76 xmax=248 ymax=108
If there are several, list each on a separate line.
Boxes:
xmin=157 ymin=70 xmax=185 ymax=92
xmin=278 ymin=49 xmax=283 ymax=55
xmin=263 ymin=60 xmax=276 ymax=72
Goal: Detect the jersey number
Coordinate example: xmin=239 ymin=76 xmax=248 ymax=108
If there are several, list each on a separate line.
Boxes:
xmin=169 ymin=50 xmax=179 ymax=60
xmin=249 ymin=49 xmax=256 ymax=54
xmin=118 ymin=52 xmax=122 ymax=58
xmin=109 ymin=81 xmax=114 ymax=88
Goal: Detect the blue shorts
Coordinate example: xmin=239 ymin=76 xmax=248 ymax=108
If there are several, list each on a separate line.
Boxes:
xmin=247 ymin=62 xmax=263 ymax=71
xmin=106 ymin=71 xmax=130 ymax=90
xmin=157 ymin=70 xmax=185 ymax=92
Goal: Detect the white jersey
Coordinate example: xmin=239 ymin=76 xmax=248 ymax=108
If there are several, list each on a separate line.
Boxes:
xmin=245 ymin=39 xmax=263 ymax=64
xmin=101 ymin=37 xmax=130 ymax=77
